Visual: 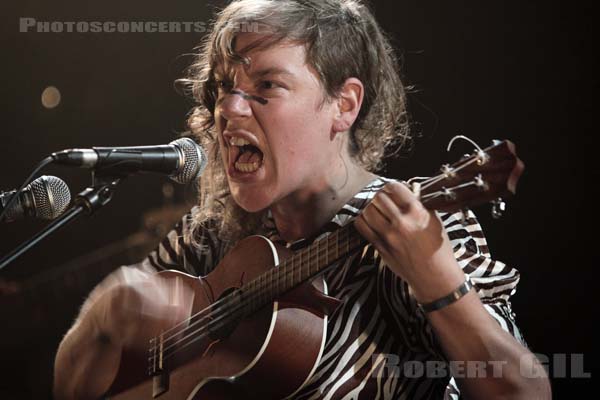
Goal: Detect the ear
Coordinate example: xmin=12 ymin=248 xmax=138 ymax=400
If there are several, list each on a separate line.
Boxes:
xmin=332 ymin=78 xmax=364 ymax=135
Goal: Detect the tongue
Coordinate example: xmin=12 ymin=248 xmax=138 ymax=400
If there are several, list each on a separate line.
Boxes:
xmin=237 ymin=147 xmax=263 ymax=164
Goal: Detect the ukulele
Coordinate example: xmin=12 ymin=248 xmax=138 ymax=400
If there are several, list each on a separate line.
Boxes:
xmin=107 ymin=139 xmax=524 ymax=399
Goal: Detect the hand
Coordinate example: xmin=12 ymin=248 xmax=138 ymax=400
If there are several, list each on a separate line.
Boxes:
xmin=354 ymin=181 xmax=464 ymax=302
xmin=87 ymin=267 xmax=195 ymax=353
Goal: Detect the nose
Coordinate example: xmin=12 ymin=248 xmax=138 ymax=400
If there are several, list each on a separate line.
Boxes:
xmin=218 ymin=89 xmax=253 ymax=121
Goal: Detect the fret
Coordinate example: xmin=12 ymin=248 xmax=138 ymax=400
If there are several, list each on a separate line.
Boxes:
xmin=346 ymin=227 xmax=349 ymax=255
xmin=313 ymin=244 xmax=316 ymax=276
xmin=306 ymin=246 xmax=319 ymax=278
xmin=258 ymin=273 xmax=264 ymax=308
xmin=302 ymin=248 xmax=307 ymax=282
xmin=267 ymin=268 xmax=273 ymax=302
xmin=274 ymin=264 xmax=278 ymax=297
xmin=150 ymin=338 xmax=157 ymax=374
xmin=311 ymin=242 xmax=315 ymax=275
xmin=274 ymin=267 xmax=279 ymax=299
xmin=244 ymin=280 xmax=252 ymax=313
xmin=305 ymin=247 xmax=309 ymax=281
xmin=302 ymin=249 xmax=306 ymax=282
xmin=264 ymin=269 xmax=269 ymax=301
xmin=272 ymin=268 xmax=277 ymax=300
xmin=308 ymin=245 xmax=312 ymax=279
xmin=280 ymin=258 xmax=284 ymax=294
xmin=158 ymin=332 xmax=164 ymax=370
xmin=316 ymin=240 xmax=320 ymax=274
xmin=297 ymin=250 xmax=301 ymax=286
xmin=259 ymin=271 xmax=269 ymax=307
xmin=273 ymin=267 xmax=278 ymax=300
xmin=305 ymin=246 xmax=309 ymax=281
xmin=325 ymin=237 xmax=328 ymax=269
xmin=263 ymin=269 xmax=268 ymax=305
xmin=278 ymin=262 xmax=283 ymax=295
xmin=251 ymin=274 xmax=257 ymax=310
xmin=255 ymin=277 xmax=260 ymax=310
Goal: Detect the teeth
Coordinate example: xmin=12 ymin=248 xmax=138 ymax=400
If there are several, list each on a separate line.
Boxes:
xmin=230 ymin=137 xmax=251 ymax=146
xmin=235 ymin=161 xmax=260 ymax=173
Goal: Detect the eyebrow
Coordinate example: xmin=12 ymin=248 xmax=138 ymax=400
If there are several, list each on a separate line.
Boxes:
xmin=214 ymin=66 xmax=294 ymax=81
xmin=248 ymin=67 xmax=295 ymax=79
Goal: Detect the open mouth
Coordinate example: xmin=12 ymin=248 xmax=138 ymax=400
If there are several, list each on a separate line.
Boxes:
xmin=228 ymin=138 xmax=264 ymax=174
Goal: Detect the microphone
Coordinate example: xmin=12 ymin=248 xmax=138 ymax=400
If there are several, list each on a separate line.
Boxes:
xmin=1 ymin=175 xmax=71 ymax=222
xmin=51 ymin=137 xmax=207 ymax=184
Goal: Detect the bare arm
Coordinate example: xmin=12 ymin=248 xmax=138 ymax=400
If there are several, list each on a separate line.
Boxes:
xmin=53 ymin=292 xmax=122 ymax=400
xmin=53 ymin=267 xmax=193 ymax=400
xmin=355 ymin=181 xmax=551 ymax=399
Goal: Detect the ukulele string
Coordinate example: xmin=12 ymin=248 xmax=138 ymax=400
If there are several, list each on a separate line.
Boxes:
xmin=419 ymin=155 xmax=481 ymax=192
xmin=154 ymin=241 xmax=316 ymax=346
xmin=151 ymin=234 xmax=347 ymax=363
xmin=149 ymin=229 xmax=326 ymax=344
xmin=420 ymin=180 xmax=483 ymax=202
xmin=150 ymin=227 xmax=360 ymax=363
xmin=148 ymin=281 xmax=248 ymax=342
xmin=153 ymin=228 xmax=352 ymax=357
xmin=157 ymin=231 xmax=364 ymax=365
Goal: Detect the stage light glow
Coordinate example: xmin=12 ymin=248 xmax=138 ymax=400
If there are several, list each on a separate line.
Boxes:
xmin=41 ymin=86 xmax=61 ymax=109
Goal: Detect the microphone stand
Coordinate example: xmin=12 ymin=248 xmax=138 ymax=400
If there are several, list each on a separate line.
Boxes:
xmin=0 ymin=174 xmax=122 ymax=272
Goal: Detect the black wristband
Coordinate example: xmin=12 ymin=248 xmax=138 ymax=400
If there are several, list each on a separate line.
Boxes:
xmin=418 ymin=276 xmax=473 ymax=313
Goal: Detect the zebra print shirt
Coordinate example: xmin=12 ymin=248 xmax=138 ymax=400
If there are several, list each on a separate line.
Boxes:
xmin=143 ymin=177 xmax=526 ymax=399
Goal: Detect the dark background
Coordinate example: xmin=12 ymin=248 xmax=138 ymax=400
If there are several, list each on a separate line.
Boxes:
xmin=0 ymin=0 xmax=595 ymax=398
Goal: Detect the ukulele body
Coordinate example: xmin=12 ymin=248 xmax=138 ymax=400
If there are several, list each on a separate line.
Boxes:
xmin=108 ymin=235 xmax=337 ymax=399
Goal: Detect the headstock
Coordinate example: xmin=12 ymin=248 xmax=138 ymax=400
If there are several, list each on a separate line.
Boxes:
xmin=415 ymin=139 xmax=524 ymax=215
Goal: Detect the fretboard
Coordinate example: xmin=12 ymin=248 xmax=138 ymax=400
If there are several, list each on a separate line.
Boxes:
xmin=239 ymin=223 xmax=366 ymax=314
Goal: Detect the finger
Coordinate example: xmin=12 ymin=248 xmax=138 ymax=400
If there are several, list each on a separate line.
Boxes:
xmin=383 ymin=181 xmax=418 ymax=211
xmin=371 ymin=191 xmax=403 ymax=224
xmin=354 ymin=214 xmax=391 ymax=256
xmin=362 ymin=200 xmax=392 ymax=233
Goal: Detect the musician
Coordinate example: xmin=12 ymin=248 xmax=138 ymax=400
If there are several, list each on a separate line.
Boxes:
xmin=53 ymin=0 xmax=551 ymax=398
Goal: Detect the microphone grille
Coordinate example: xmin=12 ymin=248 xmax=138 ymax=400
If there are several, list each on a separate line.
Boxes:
xmin=170 ymin=137 xmax=208 ymax=184
xmin=30 ymin=176 xmax=71 ymax=219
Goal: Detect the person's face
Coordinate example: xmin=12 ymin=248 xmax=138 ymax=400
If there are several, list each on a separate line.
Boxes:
xmin=214 ymin=33 xmax=342 ymax=212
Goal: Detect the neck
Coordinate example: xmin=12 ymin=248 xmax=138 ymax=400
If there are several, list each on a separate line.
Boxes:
xmin=270 ymin=164 xmax=376 ymax=242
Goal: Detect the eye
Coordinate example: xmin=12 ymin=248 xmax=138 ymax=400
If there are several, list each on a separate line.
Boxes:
xmin=216 ymin=79 xmax=233 ymax=92
xmin=258 ymin=80 xmax=279 ymax=90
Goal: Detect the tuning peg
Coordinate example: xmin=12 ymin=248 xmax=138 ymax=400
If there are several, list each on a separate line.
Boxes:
xmin=410 ymin=181 xmax=422 ymax=199
xmin=442 ymin=187 xmax=457 ymax=201
xmin=475 ymin=149 xmax=490 ymax=165
xmin=491 ymin=198 xmax=506 ymax=219
xmin=440 ymin=164 xmax=456 ymax=178
xmin=474 ymin=174 xmax=489 ymax=191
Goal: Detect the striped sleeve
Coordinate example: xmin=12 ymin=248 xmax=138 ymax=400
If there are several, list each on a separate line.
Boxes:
xmin=442 ymin=210 xmax=528 ymax=398
xmin=380 ymin=209 xmax=526 ymax=360
xmin=441 ymin=209 xmax=526 ymax=345
xmin=139 ymin=208 xmax=223 ymax=277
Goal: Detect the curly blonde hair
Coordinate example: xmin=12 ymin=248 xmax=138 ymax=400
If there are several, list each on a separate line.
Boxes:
xmin=180 ymin=0 xmax=410 ymax=244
